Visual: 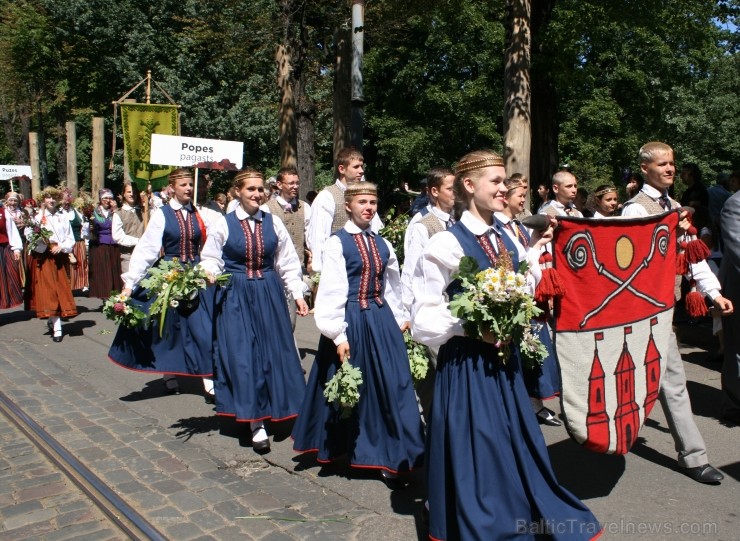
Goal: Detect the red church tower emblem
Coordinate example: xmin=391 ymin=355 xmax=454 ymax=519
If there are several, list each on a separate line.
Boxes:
xmin=643 ymin=317 xmax=661 ymax=418
xmin=614 ymin=326 xmax=641 ymax=454
xmin=584 ymin=332 xmax=610 ymax=453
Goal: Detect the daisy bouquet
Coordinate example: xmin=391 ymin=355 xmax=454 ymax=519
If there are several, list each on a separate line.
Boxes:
xmin=449 ymin=255 xmax=546 ymax=367
xmin=323 ymin=359 xmax=363 ymax=419
xmin=23 ymin=215 xmax=52 ymax=253
xmin=140 ymin=259 xmax=229 ymax=336
xmin=102 ymin=293 xmax=147 ymax=328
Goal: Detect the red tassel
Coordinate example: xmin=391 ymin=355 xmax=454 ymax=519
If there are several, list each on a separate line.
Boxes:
xmin=685 ymin=290 xmax=708 ymax=318
xmin=535 ymin=252 xmax=566 ymax=302
xmin=686 ymin=225 xmax=698 ymax=237
xmin=676 ymin=252 xmax=688 ymax=275
xmin=685 ymin=239 xmax=711 ymax=264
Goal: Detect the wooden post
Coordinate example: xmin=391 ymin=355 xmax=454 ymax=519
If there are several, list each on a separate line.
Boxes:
xmin=66 ymin=121 xmax=78 ymax=195
xmin=29 ymin=132 xmax=41 ymax=197
xmin=333 ymin=28 xmax=352 ymax=164
xmin=91 ymin=117 xmax=105 ymax=196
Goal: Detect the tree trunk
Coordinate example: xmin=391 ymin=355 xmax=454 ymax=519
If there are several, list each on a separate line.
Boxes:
xmin=333 ymin=28 xmax=352 ymax=164
xmin=276 ymin=43 xmax=297 ymax=170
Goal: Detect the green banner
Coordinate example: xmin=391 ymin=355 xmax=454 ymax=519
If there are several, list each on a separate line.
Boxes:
xmin=121 ymin=103 xmax=179 ymax=190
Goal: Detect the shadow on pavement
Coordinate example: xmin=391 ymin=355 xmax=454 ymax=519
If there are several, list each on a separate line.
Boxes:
xmin=0 ymin=309 xmax=34 ymax=325
xmin=686 ymin=380 xmax=724 ymax=419
xmin=547 ymin=437 xmax=626 ymax=500
xmin=63 ymin=319 xmax=97 ymax=336
xmin=718 ymin=460 xmax=740 ymax=482
xmin=119 ymin=376 xmax=207 ymax=402
xmin=628 ymin=436 xmax=683 ymax=476
xmin=171 ymin=416 xmax=220 ymax=442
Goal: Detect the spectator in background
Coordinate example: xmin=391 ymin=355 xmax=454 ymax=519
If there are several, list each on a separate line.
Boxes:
xmin=625 ymin=172 xmax=644 ymax=199
xmin=213 ymin=192 xmax=227 ymax=214
xmin=680 ymin=163 xmax=708 ymax=208
xmin=719 ymin=189 xmax=740 ymax=424
xmin=535 ymin=180 xmax=551 ymax=213
xmin=408 ymin=178 xmax=430 ymax=217
xmin=729 ymin=171 xmax=740 ymax=193
xmin=539 ymin=171 xmax=581 ymax=217
xmin=575 ymin=187 xmax=593 ymax=217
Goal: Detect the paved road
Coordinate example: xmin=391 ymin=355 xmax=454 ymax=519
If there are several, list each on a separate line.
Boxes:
xmin=0 ymin=295 xmax=737 ymax=540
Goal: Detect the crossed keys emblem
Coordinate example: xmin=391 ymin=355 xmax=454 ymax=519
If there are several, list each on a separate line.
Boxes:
xmin=564 ymin=223 xmax=671 ymax=328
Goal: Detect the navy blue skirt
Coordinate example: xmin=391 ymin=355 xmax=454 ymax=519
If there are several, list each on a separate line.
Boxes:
xmin=108 ymin=285 xmax=215 ymax=377
xmin=292 ymin=301 xmax=424 ymax=473
xmin=213 ymin=271 xmax=305 ymax=422
xmin=523 ymin=320 xmax=562 ymax=400
xmin=427 ymin=336 xmax=601 ymax=541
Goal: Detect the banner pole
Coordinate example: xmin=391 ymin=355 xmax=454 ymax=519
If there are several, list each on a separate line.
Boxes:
xmin=194 ymin=168 xmax=199 ymax=208
xmin=146 ymin=70 xmax=151 ymax=104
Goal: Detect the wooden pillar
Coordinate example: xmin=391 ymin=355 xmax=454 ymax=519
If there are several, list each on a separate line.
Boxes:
xmin=66 ymin=121 xmax=78 ymax=195
xmin=333 ymin=28 xmax=352 ymax=164
xmin=91 ymin=117 xmax=105 ymax=196
xmin=29 ymin=132 xmax=41 ymax=197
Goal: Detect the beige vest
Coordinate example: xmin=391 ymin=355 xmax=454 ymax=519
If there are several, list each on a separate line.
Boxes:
xmin=117 ymin=207 xmax=145 ymax=238
xmin=542 ymin=202 xmax=583 ymax=218
xmin=326 ymin=184 xmax=350 ymax=234
xmin=266 ymin=198 xmax=306 ymax=264
xmin=625 ymin=191 xmax=681 ymax=299
xmin=419 ymin=212 xmax=446 ymax=238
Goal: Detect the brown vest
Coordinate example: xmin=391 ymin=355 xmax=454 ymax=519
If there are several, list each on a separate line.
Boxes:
xmin=419 ymin=212 xmax=446 ymax=238
xmin=625 ymin=191 xmax=681 ymax=299
xmin=266 ymin=198 xmax=306 ymax=264
xmin=117 ymin=207 xmax=145 ymax=239
xmin=326 ymin=184 xmax=350 ymax=233
xmin=542 ymin=202 xmax=583 ymax=217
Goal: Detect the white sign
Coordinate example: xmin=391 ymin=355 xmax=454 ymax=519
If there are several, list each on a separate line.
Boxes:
xmin=150 ymin=134 xmax=243 ymax=170
xmin=0 ymin=165 xmax=32 ymax=181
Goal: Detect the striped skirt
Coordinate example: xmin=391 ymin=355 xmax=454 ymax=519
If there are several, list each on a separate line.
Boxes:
xmin=0 ymin=244 xmax=23 ymax=309
xmin=88 ymin=243 xmax=122 ymax=299
xmin=69 ymin=240 xmax=89 ymax=290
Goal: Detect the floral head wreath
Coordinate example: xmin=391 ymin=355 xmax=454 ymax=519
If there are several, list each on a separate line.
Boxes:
xmin=594 ymin=185 xmax=617 ymax=197
xmin=454 ymin=154 xmax=505 ymax=175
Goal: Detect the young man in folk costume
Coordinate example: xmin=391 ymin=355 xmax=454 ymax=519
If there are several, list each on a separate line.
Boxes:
xmin=306 ymin=148 xmax=382 ymax=274
xmin=622 ymin=141 xmax=733 ymax=483
xmin=539 ymin=170 xmax=582 ymax=217
xmin=262 ymin=167 xmax=312 ymax=329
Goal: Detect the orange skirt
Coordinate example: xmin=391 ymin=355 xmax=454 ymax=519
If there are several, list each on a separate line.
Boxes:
xmin=25 ymin=251 xmax=78 ymax=319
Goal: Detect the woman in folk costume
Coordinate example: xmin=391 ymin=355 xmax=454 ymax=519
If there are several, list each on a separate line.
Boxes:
xmin=88 ymin=188 xmax=122 ymax=298
xmin=200 ymin=169 xmax=308 ymax=453
xmin=0 ymin=192 xmax=24 ymax=309
xmin=2 ymin=191 xmax=26 ymax=296
xmin=495 ymin=176 xmax=563 ymax=427
xmin=58 ymin=189 xmax=90 ymax=292
xmin=292 ymin=182 xmax=424 ymax=488
xmin=24 ymin=188 xmax=77 ymax=342
xmin=588 ymin=184 xmax=619 ymax=218
xmin=108 ymin=168 xmax=215 ymax=395
xmin=411 ymin=150 xmax=601 ymax=541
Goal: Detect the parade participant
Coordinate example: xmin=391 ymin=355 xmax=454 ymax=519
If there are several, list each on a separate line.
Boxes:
xmin=293 ymin=182 xmax=424 ymax=489
xmin=306 ymin=148 xmax=382 ymax=273
xmin=4 ymin=192 xmax=26 ymax=286
xmin=625 ymin=172 xmax=644 ymax=199
xmin=509 ymin=173 xmax=533 ymax=220
xmin=263 ymin=167 xmax=312 ymax=329
xmin=539 ymin=170 xmax=582 ymax=217
xmin=589 ymin=184 xmax=619 ymax=218
xmin=412 ymin=150 xmax=600 ymax=540
xmin=719 ymin=189 xmax=740 ymax=424
xmin=680 ymin=162 xmax=708 ymax=208
xmin=622 ymin=141 xmax=733 ymax=483
xmin=112 ymin=183 xmax=145 ymax=275
xmin=201 ymin=169 xmax=308 ymax=452
xmin=0 ymin=192 xmax=24 ymax=309
xmin=403 ymin=168 xmax=448 ymax=257
xmin=401 ymin=166 xmax=455 ymax=423
xmin=108 ymin=168 xmax=215 ymax=396
xmin=495 ymin=176 xmax=562 ymax=426
xmin=24 ymin=188 xmax=77 ymax=342
xmin=88 ymin=189 xmax=123 ymax=298
xmin=59 ymin=189 xmax=89 ymax=292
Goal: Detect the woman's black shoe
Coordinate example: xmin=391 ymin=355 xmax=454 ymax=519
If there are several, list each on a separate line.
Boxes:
xmin=52 ymin=335 xmax=63 ymax=343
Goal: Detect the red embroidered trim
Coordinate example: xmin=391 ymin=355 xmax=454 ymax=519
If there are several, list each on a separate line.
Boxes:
xmin=353 ymin=234 xmax=372 ymax=309
xmin=476 ymin=234 xmax=499 ymax=266
xmin=240 ymin=219 xmax=264 ymax=279
xmin=366 ymin=234 xmax=384 ymax=306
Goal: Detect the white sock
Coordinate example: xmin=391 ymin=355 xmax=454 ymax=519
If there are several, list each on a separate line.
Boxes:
xmin=203 ymin=378 xmax=214 ymax=394
xmin=250 ymin=421 xmax=268 ymax=442
xmin=50 ymin=316 xmax=62 ymax=336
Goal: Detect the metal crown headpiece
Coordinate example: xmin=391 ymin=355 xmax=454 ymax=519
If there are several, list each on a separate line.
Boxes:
xmin=234 ymin=169 xmax=264 ymax=183
xmin=168 ymin=168 xmax=193 ymax=182
xmin=595 ymin=185 xmax=617 ymax=197
xmin=345 ymin=182 xmax=377 ymax=199
xmin=454 ymin=155 xmax=505 ymax=175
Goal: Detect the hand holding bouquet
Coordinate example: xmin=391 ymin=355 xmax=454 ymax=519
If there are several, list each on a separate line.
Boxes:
xmin=23 ymin=217 xmax=53 ymax=254
xmin=102 ymin=293 xmax=147 ymax=328
xmin=449 ymin=255 xmax=546 ymax=367
xmin=323 ymin=359 xmax=363 ymax=419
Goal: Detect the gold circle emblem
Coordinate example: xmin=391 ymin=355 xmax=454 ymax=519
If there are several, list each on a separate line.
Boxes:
xmin=615 ymin=236 xmax=634 ymax=270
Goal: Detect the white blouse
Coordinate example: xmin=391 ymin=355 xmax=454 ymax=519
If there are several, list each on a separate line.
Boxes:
xmin=494 ymin=212 xmax=542 ymax=295
xmin=2 ymin=211 xmax=23 ymax=252
xmin=411 ymin=211 xmax=542 ymax=348
xmin=315 ymin=221 xmax=406 ymax=346
xmin=199 ymin=206 xmax=307 ymax=302
xmin=26 ymin=210 xmax=74 ymax=253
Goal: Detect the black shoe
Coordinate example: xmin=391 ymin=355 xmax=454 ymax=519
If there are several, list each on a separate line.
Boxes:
xmin=252 ymin=438 xmax=270 ymax=453
xmin=683 ymin=464 xmax=724 ymax=484
xmin=536 ymin=407 xmax=562 ymax=426
xmin=52 ymin=335 xmax=63 ymax=343
xmin=380 ymin=471 xmax=408 ymax=490
xmin=204 ymin=393 xmax=215 ymax=404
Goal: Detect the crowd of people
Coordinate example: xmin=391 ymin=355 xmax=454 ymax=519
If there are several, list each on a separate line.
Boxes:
xmin=1 ymin=143 xmax=738 ymax=540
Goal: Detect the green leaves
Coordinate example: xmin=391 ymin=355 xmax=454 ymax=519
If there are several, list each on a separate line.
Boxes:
xmin=323 ymin=360 xmax=364 ymax=419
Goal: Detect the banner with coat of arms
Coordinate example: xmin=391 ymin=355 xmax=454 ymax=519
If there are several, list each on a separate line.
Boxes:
xmin=120 ymin=103 xmax=179 ymax=190
xmin=553 ymin=212 xmax=679 ymax=455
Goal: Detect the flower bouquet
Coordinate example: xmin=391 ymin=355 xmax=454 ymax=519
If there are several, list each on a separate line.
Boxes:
xmin=404 ymin=331 xmax=429 ymax=383
xmin=140 ymin=260 xmax=229 ymax=336
xmin=23 ymin=217 xmax=53 ymax=254
xmin=323 ymin=359 xmax=363 ymax=419
xmin=102 ymin=293 xmax=147 ymax=328
xmin=448 ymin=255 xmax=546 ymax=368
